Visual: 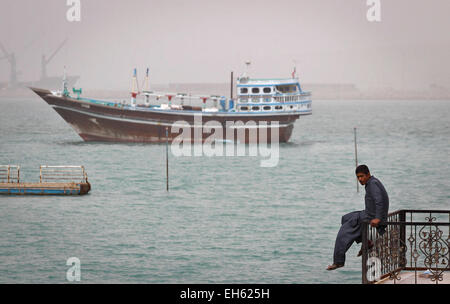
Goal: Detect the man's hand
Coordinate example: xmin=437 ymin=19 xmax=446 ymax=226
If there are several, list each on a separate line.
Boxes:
xmin=370 ymin=218 xmax=381 ymax=227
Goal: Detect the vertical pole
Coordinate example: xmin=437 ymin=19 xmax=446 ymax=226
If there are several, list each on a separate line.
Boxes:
xmin=166 ymin=126 xmax=169 ymax=192
xmin=230 ymin=71 xmax=233 ymax=100
xmin=361 ymin=221 xmax=368 ymax=284
xmin=399 ymin=210 xmax=406 ymax=269
xmin=354 ymin=127 xmax=359 ymax=193
xmin=62 ymin=66 xmax=69 ymax=97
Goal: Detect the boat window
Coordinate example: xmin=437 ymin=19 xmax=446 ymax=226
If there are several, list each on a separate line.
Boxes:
xmin=252 ymin=106 xmax=260 ymax=111
xmin=252 ymin=88 xmax=260 ymax=94
xmin=274 ymin=105 xmax=283 ymax=110
xmin=239 ymin=97 xmax=248 ymax=103
xmin=240 ymin=88 xmax=248 ymax=94
xmin=263 ymin=87 xmax=271 ymax=93
xmin=263 ymin=106 xmax=271 ymax=111
xmin=251 ymin=97 xmax=259 ymax=103
xmin=264 ymin=97 xmax=271 ymax=102
xmin=240 ymin=106 xmax=249 ymax=111
xmin=276 ymin=85 xmax=297 ymax=93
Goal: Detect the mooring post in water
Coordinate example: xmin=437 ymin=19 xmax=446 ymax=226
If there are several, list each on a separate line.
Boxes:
xmin=166 ymin=126 xmax=169 ymax=192
xmin=354 ymin=127 xmax=359 ymax=193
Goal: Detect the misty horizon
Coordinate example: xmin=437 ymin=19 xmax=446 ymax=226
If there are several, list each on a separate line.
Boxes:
xmin=1 ymin=0 xmax=449 ymax=91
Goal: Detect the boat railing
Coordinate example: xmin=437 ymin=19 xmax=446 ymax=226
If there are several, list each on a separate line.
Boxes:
xmin=273 ymin=94 xmax=311 ymax=103
xmin=237 ymin=95 xmax=312 ymax=103
xmin=39 ymin=165 xmax=88 ymax=184
xmin=0 ymin=165 xmax=20 ymax=183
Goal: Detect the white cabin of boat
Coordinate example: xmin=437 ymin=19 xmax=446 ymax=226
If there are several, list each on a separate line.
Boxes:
xmin=235 ymin=76 xmax=312 ymax=114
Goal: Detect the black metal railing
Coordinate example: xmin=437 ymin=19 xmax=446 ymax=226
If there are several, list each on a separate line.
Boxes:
xmin=362 ymin=210 xmax=450 ymax=284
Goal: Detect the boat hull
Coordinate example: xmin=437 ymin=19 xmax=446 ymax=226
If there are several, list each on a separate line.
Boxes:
xmin=31 ymin=88 xmax=304 ymax=144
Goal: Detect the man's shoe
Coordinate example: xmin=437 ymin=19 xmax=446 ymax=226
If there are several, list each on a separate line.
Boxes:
xmin=326 ymin=264 xmax=344 ymax=271
xmin=357 ymin=240 xmax=374 ymax=257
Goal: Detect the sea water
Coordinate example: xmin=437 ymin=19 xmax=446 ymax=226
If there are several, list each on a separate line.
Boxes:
xmin=0 ymin=96 xmax=448 ymax=283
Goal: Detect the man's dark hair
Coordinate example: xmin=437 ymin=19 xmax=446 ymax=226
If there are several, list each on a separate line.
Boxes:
xmin=355 ymin=164 xmax=370 ymax=175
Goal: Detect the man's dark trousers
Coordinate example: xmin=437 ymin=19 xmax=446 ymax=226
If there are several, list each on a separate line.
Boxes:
xmin=333 ymin=210 xmax=366 ymax=265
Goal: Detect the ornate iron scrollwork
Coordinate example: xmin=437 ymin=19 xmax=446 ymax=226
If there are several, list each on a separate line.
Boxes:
xmin=418 ymin=220 xmax=449 ymax=282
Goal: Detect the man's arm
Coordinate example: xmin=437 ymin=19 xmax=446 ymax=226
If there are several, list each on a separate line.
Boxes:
xmin=370 ymin=181 xmax=387 ymax=227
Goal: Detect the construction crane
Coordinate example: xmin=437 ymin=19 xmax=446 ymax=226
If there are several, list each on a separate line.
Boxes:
xmin=41 ymin=39 xmax=67 ymax=80
xmin=0 ymin=42 xmax=17 ymax=87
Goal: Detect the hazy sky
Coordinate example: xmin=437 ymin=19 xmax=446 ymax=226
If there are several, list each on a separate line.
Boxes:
xmin=1 ymin=0 xmax=449 ymax=90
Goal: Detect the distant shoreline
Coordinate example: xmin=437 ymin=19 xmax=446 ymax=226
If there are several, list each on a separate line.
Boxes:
xmin=1 ymin=82 xmax=450 ymax=100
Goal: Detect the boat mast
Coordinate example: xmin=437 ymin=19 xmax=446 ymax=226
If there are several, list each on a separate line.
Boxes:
xmin=130 ymin=68 xmax=139 ymax=107
xmin=292 ymin=59 xmax=297 ymax=79
xmin=143 ymin=67 xmax=150 ymax=105
xmin=243 ymin=61 xmax=251 ymax=79
xmin=62 ymin=65 xmax=69 ymax=97
xmin=230 ymin=71 xmax=233 ymax=100
xmin=229 ymin=71 xmax=233 ymax=111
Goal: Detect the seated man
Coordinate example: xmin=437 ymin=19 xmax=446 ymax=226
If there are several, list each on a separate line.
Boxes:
xmin=327 ymin=165 xmax=389 ymax=270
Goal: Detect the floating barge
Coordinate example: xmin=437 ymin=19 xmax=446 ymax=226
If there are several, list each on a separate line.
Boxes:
xmin=0 ymin=165 xmax=90 ymax=195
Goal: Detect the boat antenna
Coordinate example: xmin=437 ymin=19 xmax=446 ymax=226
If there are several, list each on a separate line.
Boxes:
xmin=243 ymin=61 xmax=251 ymax=79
